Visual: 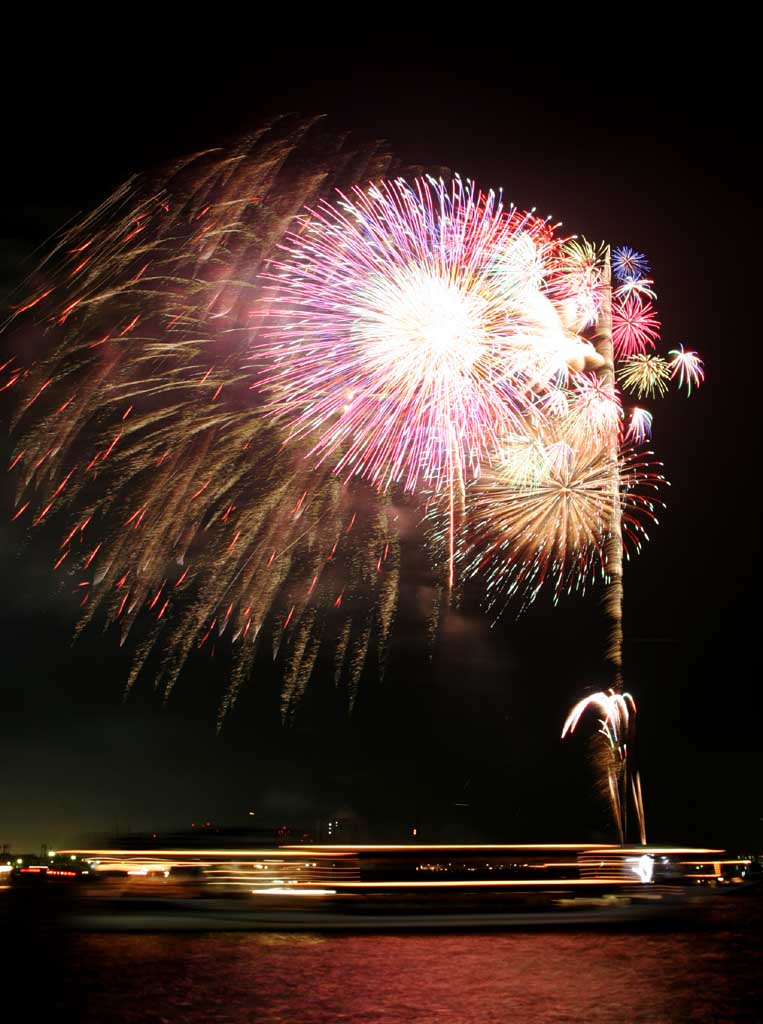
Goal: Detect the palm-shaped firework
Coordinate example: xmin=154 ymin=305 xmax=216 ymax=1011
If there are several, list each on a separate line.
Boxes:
xmin=562 ymin=690 xmax=646 ymax=845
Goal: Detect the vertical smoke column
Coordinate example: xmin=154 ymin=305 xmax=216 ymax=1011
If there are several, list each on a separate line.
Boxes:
xmin=595 ymin=248 xmax=627 ymax=843
xmin=593 ymin=248 xmax=624 ymax=692
xmin=593 ymin=250 xmax=646 ymax=843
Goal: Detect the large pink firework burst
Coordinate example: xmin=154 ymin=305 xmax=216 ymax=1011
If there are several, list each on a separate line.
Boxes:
xmin=612 ymin=295 xmax=661 ymax=359
xmin=253 ymin=176 xmax=595 ymax=495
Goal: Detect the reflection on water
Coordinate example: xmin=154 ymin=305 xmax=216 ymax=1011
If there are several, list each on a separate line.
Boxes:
xmin=21 ymin=890 xmax=752 ymax=1023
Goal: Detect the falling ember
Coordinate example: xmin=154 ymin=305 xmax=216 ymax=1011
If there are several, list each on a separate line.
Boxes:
xmin=119 ymin=315 xmax=140 ymax=336
xmin=22 ymin=378 xmax=53 ymax=411
xmin=124 ymin=507 xmax=145 ymax=527
xmin=57 ymin=299 xmax=80 ymax=324
xmin=11 ymin=287 xmax=54 ymax=316
xmin=83 ymin=543 xmax=102 ymax=569
xmin=190 ymin=480 xmax=210 ymax=500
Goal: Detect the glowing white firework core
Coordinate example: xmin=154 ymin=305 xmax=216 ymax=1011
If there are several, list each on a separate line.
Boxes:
xmin=257 ymin=177 xmax=608 ymax=494
xmin=357 ymin=268 xmax=485 ymax=382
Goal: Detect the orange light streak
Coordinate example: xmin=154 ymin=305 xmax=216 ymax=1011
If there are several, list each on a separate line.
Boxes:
xmin=32 ymin=447 xmax=52 ymax=471
xmin=53 ymin=550 xmax=70 ymax=570
xmin=57 ymin=299 xmax=80 ymax=324
xmin=83 ymin=542 xmax=102 ymax=569
xmin=190 ymin=480 xmax=210 ymax=500
xmin=131 ymin=263 xmax=150 ymax=284
xmin=102 ymin=431 xmax=122 ymax=461
xmin=119 ymin=315 xmax=140 ymax=336
xmin=198 ymin=619 xmax=216 ymax=649
xmin=69 ymin=256 xmax=92 ymax=277
xmin=87 ymin=334 xmax=112 ymax=350
xmin=23 ymin=378 xmax=53 ymax=411
xmin=12 ymin=287 xmax=53 ymax=314
xmin=122 ymin=223 xmax=146 ymax=243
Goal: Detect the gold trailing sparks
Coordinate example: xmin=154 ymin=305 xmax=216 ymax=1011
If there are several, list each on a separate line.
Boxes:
xmin=5 ymin=117 xmax=408 ymax=723
xmin=457 ymin=420 xmax=664 ymax=613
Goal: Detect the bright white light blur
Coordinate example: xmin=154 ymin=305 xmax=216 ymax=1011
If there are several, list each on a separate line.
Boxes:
xmin=361 ymin=269 xmax=485 ymax=385
xmin=251 ymin=887 xmax=336 ymax=896
xmin=628 ymin=854 xmax=654 ymax=883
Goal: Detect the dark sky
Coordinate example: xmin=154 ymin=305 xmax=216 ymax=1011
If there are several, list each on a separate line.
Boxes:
xmin=0 ymin=47 xmax=759 ymax=853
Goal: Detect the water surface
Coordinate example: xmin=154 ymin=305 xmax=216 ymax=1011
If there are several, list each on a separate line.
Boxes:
xmin=14 ymin=891 xmax=763 ymax=1023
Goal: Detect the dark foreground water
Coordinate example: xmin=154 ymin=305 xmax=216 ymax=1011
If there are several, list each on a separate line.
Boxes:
xmin=7 ymin=891 xmax=762 ymax=1023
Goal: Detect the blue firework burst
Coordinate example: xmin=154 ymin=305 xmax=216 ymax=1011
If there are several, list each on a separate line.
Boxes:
xmin=612 ymin=246 xmax=651 ymax=283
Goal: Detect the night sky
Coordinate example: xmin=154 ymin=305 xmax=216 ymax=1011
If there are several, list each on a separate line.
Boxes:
xmin=1 ymin=48 xmax=759 ymax=853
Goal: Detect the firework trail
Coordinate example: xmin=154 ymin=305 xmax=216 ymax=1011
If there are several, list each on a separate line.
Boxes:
xmin=562 ymin=689 xmax=646 ymax=845
xmin=4 ymin=116 xmax=418 ymax=722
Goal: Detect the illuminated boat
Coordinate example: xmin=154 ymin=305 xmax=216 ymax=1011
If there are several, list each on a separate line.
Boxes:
xmin=48 ymin=842 xmax=754 ymax=930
